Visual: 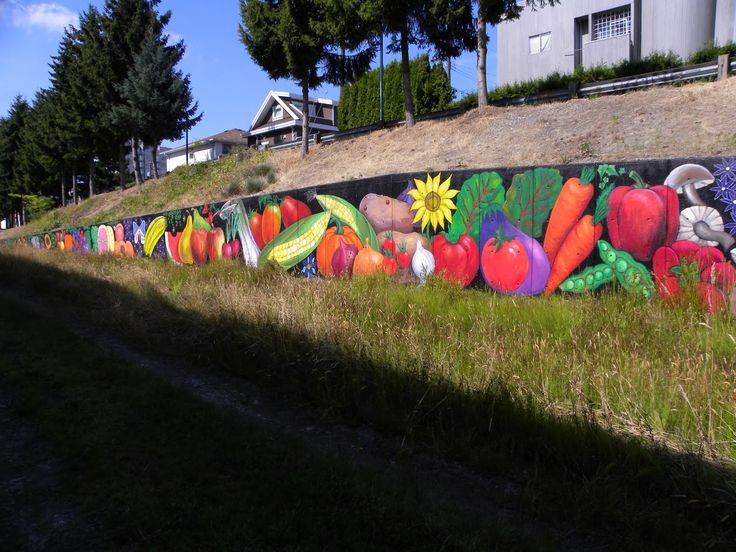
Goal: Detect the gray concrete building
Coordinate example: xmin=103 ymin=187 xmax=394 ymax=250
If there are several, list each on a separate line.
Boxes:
xmin=497 ymin=0 xmax=736 ymax=86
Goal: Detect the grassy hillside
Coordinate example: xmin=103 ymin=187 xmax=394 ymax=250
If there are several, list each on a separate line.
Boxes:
xmin=3 ymin=76 xmax=736 ymax=240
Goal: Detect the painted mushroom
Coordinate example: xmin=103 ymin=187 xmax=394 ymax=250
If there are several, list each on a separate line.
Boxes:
xmin=664 ymin=163 xmax=714 ymax=206
xmin=666 ymin=163 xmax=736 ymax=260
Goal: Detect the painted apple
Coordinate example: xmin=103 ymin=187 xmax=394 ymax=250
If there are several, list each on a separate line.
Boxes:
xmin=190 ymin=228 xmax=208 ymax=265
xmin=207 ymin=227 xmax=225 ymax=261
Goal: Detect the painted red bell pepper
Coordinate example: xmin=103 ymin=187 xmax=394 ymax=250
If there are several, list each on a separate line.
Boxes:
xmin=280 ymin=196 xmax=312 ymax=228
xmin=652 ymin=240 xmax=735 ymax=313
xmin=607 ymin=181 xmax=678 ymax=262
xmin=432 ymin=234 xmax=479 ymax=288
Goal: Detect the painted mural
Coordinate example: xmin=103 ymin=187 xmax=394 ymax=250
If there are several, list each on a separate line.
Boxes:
xmin=13 ymin=157 xmax=736 ymax=316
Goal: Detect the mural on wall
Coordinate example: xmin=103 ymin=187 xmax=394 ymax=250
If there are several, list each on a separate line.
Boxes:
xmin=14 ymin=157 xmax=736 ymax=316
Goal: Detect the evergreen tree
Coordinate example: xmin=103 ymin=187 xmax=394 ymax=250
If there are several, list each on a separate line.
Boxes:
xmin=113 ymin=32 xmax=201 ymax=181
xmin=337 ymin=55 xmax=452 ymax=129
xmin=361 ymin=0 xmax=474 ymax=127
xmin=239 ymin=0 xmax=373 ymax=159
xmin=103 ymin=0 xmax=173 ymax=187
xmin=0 ymin=96 xmax=30 ymax=224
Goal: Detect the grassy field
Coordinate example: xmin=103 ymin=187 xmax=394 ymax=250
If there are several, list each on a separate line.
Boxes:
xmin=1 ymin=246 xmax=735 ymax=548
xmin=0 ymin=292 xmax=536 ymax=551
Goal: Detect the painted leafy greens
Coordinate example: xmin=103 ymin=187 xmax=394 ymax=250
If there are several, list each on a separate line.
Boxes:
xmin=446 ymin=171 xmax=505 ymax=242
xmin=502 ymin=167 xmax=563 ymax=238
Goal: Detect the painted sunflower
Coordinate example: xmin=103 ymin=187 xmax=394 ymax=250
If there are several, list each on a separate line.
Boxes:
xmin=408 ymin=173 xmax=458 ymax=232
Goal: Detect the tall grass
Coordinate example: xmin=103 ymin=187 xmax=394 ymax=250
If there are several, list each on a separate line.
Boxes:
xmin=2 ymin=246 xmax=736 ymax=547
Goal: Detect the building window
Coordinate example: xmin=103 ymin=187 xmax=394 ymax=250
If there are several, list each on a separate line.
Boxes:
xmin=272 ymin=104 xmax=283 ymax=121
xmin=592 ymin=6 xmax=631 ymax=41
xmin=189 ymin=152 xmax=195 ymax=160
xmin=529 ymin=32 xmax=551 ymax=54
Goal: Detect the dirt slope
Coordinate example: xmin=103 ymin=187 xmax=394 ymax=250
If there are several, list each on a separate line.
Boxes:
xmin=271 ymin=77 xmax=736 ymax=190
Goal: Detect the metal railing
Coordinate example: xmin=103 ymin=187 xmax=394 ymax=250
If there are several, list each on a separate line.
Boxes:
xmin=264 ymin=57 xmax=732 ymax=150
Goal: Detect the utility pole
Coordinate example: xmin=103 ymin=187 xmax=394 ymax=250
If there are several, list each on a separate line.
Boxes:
xmin=379 ymin=32 xmax=384 ymax=124
xmin=185 ymin=124 xmax=189 ymax=167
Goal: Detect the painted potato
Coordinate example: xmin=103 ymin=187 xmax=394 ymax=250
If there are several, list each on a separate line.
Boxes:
xmin=359 ymin=193 xmax=414 ymax=234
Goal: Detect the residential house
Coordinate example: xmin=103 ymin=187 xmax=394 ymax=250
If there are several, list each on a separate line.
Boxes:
xmin=163 ymin=129 xmax=249 ymax=173
xmin=242 ymin=91 xmax=338 ymax=148
xmin=497 ymin=0 xmax=736 ymax=86
xmin=127 ymin=144 xmax=169 ymax=179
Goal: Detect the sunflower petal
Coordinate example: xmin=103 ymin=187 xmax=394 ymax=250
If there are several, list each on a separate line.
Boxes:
xmin=438 ymin=176 xmax=452 ymax=194
xmin=414 ymin=178 xmax=427 ymax=195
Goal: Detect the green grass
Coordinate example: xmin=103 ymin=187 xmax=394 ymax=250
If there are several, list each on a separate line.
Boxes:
xmin=0 ymin=292 xmax=529 ymax=551
xmin=2 ymin=247 xmax=736 ymax=548
xmin=17 ymin=148 xmax=274 ymax=237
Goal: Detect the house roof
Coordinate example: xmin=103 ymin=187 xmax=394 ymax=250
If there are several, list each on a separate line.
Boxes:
xmin=249 ymin=91 xmax=337 ymax=131
xmin=163 ymin=128 xmax=249 ymax=157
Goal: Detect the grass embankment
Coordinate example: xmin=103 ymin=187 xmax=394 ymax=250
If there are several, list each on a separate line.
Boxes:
xmin=0 ymin=292 xmax=524 ymax=551
xmin=2 ymin=247 xmax=735 ymax=548
xmin=14 ymin=148 xmax=274 ymax=238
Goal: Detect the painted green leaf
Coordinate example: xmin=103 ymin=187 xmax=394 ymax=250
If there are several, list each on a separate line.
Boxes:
xmin=502 ymin=168 xmax=563 ymax=238
xmin=447 ymin=172 xmax=505 ymax=242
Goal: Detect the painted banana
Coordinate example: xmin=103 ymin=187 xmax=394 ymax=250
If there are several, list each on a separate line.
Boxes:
xmin=143 ymin=216 xmax=167 ymax=256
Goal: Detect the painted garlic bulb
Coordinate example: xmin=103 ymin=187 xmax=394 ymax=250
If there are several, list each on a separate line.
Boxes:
xmin=412 ymin=240 xmax=435 ymax=285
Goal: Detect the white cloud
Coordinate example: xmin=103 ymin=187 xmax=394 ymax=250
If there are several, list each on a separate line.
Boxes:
xmin=1 ymin=1 xmax=79 ymax=33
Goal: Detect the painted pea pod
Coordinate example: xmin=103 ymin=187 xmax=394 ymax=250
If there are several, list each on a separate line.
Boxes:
xmin=597 ymin=239 xmax=655 ymax=299
xmin=559 ymin=264 xmax=615 ymax=293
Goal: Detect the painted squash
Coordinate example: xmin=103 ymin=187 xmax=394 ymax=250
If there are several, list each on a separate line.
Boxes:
xmin=316 ymin=222 xmax=364 ymax=277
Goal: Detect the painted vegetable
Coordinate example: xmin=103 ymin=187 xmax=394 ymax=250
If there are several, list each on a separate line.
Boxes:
xmin=652 ymin=240 xmax=733 ymax=312
xmin=249 ymin=211 xmax=265 ymax=249
xmin=411 ymin=241 xmax=435 ymax=284
xmin=232 ymin=200 xmax=261 ymax=267
xmin=331 ymin=238 xmax=359 ymax=277
xmin=432 ymin=234 xmax=479 ymax=287
xmin=543 ymin=167 xmax=595 ymax=265
xmin=502 ymin=167 xmax=563 ymax=239
xmin=260 ymin=197 xmax=282 ymax=245
xmin=543 ymin=185 xmax=612 ymax=295
xmin=480 ymin=209 xmax=550 ymax=295
xmin=281 ymin=195 xmax=312 ymax=228
xmin=379 ymin=230 xmax=429 ymax=259
xmin=257 ymin=211 xmax=330 ymax=269
xmin=597 ymin=240 xmax=655 ymax=299
xmin=559 ymin=264 xmax=615 ymax=293
xmin=316 ymin=194 xmax=379 ymax=250
xmin=316 ymin=220 xmax=363 ymax=277
xmin=352 ymin=246 xmax=386 ymax=276
xmin=446 ymin=171 xmax=505 ymax=243
xmin=359 ymin=193 xmax=414 ymax=234
xmin=607 ymin=173 xmax=678 ymax=262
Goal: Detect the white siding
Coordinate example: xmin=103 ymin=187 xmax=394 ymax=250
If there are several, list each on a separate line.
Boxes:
xmin=165 ymin=145 xmax=217 ymax=173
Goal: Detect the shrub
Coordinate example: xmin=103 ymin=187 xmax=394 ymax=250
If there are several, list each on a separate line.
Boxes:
xmin=245 ymin=177 xmax=265 ymax=193
xmin=688 ymin=41 xmax=736 ymax=64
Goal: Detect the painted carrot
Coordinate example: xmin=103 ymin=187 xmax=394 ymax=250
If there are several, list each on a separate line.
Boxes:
xmin=543 ymin=184 xmax=613 ymax=295
xmin=543 ymin=167 xmax=596 ymax=265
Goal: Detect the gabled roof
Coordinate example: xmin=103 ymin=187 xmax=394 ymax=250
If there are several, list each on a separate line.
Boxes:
xmin=249 ymin=91 xmax=337 ymax=130
xmin=163 ymin=129 xmax=248 ymax=157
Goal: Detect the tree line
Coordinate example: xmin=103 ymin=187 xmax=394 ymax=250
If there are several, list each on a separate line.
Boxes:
xmin=338 ymin=54 xmax=452 ymax=130
xmin=0 ymin=0 xmax=200 ymax=227
xmin=239 ymin=0 xmax=558 ymax=159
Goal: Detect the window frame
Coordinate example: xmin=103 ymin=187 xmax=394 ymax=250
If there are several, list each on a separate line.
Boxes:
xmin=272 ymin=104 xmax=283 ymax=121
xmin=592 ymin=6 xmax=631 ymax=41
xmin=528 ymin=31 xmax=551 ymax=54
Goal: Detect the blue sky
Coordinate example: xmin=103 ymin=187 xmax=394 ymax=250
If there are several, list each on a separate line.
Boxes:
xmin=0 ymin=0 xmax=499 ymax=148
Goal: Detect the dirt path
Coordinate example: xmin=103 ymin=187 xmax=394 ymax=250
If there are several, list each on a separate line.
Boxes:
xmin=0 ymin=384 xmax=106 ymax=551
xmin=0 ymin=285 xmax=612 ymax=551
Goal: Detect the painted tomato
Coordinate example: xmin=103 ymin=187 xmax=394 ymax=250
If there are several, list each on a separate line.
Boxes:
xmin=432 ymin=234 xmax=479 ymax=287
xmin=607 ymin=184 xmax=678 ymax=262
xmin=479 ymin=210 xmax=550 ymax=295
xmin=481 ymin=237 xmax=529 ymax=293
xmin=280 ymin=196 xmax=312 ymax=228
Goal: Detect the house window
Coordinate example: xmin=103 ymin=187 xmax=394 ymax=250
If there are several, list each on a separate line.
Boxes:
xmin=272 ymin=104 xmax=283 ymax=121
xmin=529 ymin=32 xmax=551 ymax=54
xmin=592 ymin=6 xmax=631 ymax=41
xmin=189 ymin=152 xmax=195 ymax=160
xmin=292 ymin=100 xmax=303 ymax=111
